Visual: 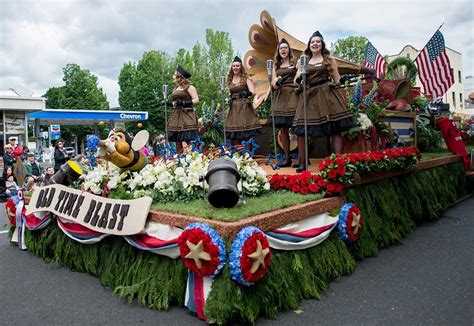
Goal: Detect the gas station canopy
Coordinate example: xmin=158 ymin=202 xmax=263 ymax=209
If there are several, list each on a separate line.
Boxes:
xmin=27 ymin=109 xmax=148 ymax=125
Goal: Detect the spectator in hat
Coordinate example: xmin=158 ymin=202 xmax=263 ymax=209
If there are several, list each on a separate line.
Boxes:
xmin=8 ymin=137 xmax=23 ymax=160
xmin=24 ymin=152 xmax=45 ymax=190
xmin=167 ymin=65 xmax=200 ymax=153
xmin=3 ymin=144 xmax=15 ymax=174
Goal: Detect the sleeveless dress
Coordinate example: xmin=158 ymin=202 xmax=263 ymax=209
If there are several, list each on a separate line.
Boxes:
xmin=167 ymin=85 xmax=198 ymax=142
xmin=225 ymin=83 xmax=261 ymax=139
xmin=293 ymin=62 xmax=355 ymax=136
xmin=269 ymin=66 xmax=298 ymax=128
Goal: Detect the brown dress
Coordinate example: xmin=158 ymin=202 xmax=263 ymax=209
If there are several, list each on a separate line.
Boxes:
xmin=293 ymin=62 xmax=355 ymax=136
xmin=269 ymin=66 xmax=298 ymax=128
xmin=225 ymin=83 xmax=261 ymax=139
xmin=167 ymin=85 xmax=198 ymax=142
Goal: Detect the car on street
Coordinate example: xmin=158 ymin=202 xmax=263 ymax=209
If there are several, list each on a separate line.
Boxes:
xmin=65 ymin=147 xmax=75 ymax=157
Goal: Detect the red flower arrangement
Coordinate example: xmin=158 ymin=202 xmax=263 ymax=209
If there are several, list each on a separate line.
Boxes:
xmin=240 ymin=232 xmax=272 ymax=284
xmin=177 ymin=227 xmax=221 ymax=277
xmin=269 ymin=147 xmax=421 ymax=197
xmin=269 ymin=171 xmax=331 ymax=195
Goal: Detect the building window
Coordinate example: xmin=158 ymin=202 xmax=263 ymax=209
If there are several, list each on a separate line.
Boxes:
xmin=460 ymin=93 xmax=463 ymax=105
xmin=458 ymin=71 xmax=462 ymax=83
xmin=452 ymin=92 xmax=456 ymax=108
xmin=406 ymin=53 xmax=410 ymax=59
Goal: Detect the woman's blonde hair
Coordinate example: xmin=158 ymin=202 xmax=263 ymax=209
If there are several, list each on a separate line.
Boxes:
xmin=226 ymin=63 xmax=248 ymax=86
xmin=174 ymin=72 xmax=190 ymax=88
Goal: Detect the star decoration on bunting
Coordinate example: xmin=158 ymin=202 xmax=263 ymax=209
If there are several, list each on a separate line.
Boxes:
xmin=185 ymin=240 xmax=211 ymax=269
xmin=351 ymin=212 xmax=362 ymax=235
xmin=247 ymin=240 xmax=270 ymax=274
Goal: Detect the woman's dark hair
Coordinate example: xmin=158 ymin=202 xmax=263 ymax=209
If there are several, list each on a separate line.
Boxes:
xmin=54 ymin=139 xmax=65 ymax=149
xmin=274 ymin=41 xmax=295 ymax=69
xmin=303 ymin=34 xmax=333 ymax=73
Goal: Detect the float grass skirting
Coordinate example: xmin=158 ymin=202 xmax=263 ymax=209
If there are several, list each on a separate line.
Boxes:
xmin=344 ymin=162 xmax=467 ymax=259
xmin=20 ymin=162 xmax=467 ymax=324
xmin=24 ymin=226 xmax=187 ymax=310
xmin=205 ymin=232 xmax=356 ymax=324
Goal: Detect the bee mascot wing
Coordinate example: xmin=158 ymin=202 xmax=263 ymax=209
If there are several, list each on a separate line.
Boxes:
xmin=132 ymin=130 xmax=150 ymax=151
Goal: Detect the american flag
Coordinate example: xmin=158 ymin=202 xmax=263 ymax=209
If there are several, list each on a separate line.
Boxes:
xmin=364 ymin=41 xmax=387 ymax=79
xmin=414 ymin=30 xmax=454 ymax=98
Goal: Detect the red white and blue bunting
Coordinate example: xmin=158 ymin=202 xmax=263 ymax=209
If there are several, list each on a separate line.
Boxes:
xmin=124 ymin=222 xmax=182 ymax=258
xmin=265 ymin=213 xmax=339 ymax=250
xmin=57 ymin=217 xmax=109 ymax=244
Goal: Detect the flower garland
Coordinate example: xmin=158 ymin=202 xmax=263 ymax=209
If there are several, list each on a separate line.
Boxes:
xmin=269 ymin=147 xmax=421 ymax=197
xmin=337 ymin=203 xmax=363 ymax=244
xmin=177 ymin=223 xmax=226 ymax=278
xmin=229 ymin=226 xmax=272 ymax=286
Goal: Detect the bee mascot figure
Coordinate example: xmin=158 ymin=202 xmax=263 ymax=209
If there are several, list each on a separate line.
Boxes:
xmin=98 ymin=129 xmax=149 ymax=172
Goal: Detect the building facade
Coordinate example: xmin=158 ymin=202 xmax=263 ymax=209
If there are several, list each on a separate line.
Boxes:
xmin=388 ymin=45 xmax=464 ymax=112
xmin=0 ymin=89 xmax=45 ymax=167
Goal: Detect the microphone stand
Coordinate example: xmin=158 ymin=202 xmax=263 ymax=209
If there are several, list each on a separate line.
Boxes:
xmin=301 ymin=56 xmax=309 ymax=171
xmin=162 ymin=84 xmax=169 ymax=156
xmin=220 ymin=76 xmax=227 ymax=144
xmin=267 ymin=59 xmax=279 ymax=170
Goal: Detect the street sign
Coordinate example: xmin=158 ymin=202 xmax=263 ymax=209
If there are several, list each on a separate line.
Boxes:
xmin=50 ymin=125 xmax=61 ymax=140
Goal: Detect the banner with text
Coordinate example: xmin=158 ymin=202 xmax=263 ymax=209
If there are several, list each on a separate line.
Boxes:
xmin=25 ymin=184 xmax=151 ymax=236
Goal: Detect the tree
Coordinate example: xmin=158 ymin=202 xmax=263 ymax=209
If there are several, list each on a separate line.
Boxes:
xmin=62 ymin=63 xmax=109 ymax=110
xmin=43 ymin=63 xmax=110 ymax=146
xmin=331 ymin=36 xmax=367 ymax=64
xmin=117 ymin=29 xmax=235 ymax=138
xmin=43 ymin=86 xmax=65 ymax=109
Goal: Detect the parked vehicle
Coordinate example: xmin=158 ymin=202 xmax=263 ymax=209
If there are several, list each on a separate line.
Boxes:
xmin=65 ymin=147 xmax=75 ymax=157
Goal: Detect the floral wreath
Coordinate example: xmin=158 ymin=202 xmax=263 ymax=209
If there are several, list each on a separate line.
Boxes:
xmin=177 ymin=223 xmax=226 ymax=278
xmin=229 ymin=226 xmax=272 ymax=286
xmin=337 ymin=203 xmax=363 ymax=244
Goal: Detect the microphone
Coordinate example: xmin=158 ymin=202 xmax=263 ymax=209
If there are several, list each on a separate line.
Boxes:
xmin=300 ymin=55 xmax=308 ymax=74
xmin=266 ymin=60 xmax=273 ymax=80
xmin=220 ymin=76 xmax=226 ymax=91
xmin=162 ymin=84 xmax=169 ymax=99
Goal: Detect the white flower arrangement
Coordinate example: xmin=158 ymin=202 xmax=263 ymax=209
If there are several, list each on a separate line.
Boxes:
xmin=80 ymin=150 xmax=270 ymax=203
xmin=357 ymin=112 xmax=373 ymax=131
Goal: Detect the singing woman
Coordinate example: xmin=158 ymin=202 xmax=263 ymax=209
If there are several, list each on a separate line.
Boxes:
xmin=293 ymin=31 xmax=355 ymax=172
xmin=269 ymin=38 xmax=298 ymax=167
xmin=167 ymin=65 xmax=200 ymax=153
xmin=224 ymin=56 xmax=261 ymax=146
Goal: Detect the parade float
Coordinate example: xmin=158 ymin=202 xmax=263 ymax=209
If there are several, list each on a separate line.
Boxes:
xmin=6 ymin=10 xmax=473 ymax=325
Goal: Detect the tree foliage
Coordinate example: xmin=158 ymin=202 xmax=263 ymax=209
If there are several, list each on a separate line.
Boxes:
xmin=43 ymin=63 xmax=109 ymax=143
xmin=118 ymin=29 xmax=235 ymax=137
xmin=331 ymin=36 xmax=367 ymax=64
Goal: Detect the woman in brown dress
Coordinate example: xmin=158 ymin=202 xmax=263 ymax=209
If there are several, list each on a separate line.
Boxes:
xmin=167 ymin=65 xmax=200 ymax=153
xmin=270 ymin=38 xmax=298 ymax=167
xmin=225 ymin=56 xmax=261 ymax=146
xmin=293 ymin=31 xmax=355 ymax=172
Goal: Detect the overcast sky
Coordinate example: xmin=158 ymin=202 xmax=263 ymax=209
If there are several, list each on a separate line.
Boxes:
xmin=1 ymin=0 xmax=472 ymax=108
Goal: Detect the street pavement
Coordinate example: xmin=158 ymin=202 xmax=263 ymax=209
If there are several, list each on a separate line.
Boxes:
xmin=0 ymin=197 xmax=473 ymax=325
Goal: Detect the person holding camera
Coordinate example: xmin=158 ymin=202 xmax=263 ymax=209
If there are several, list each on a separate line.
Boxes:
xmin=224 ymin=56 xmax=261 ymax=146
xmin=269 ymin=38 xmax=299 ymax=167
xmin=167 ymin=65 xmax=200 ymax=154
xmin=293 ymin=31 xmax=356 ymax=172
